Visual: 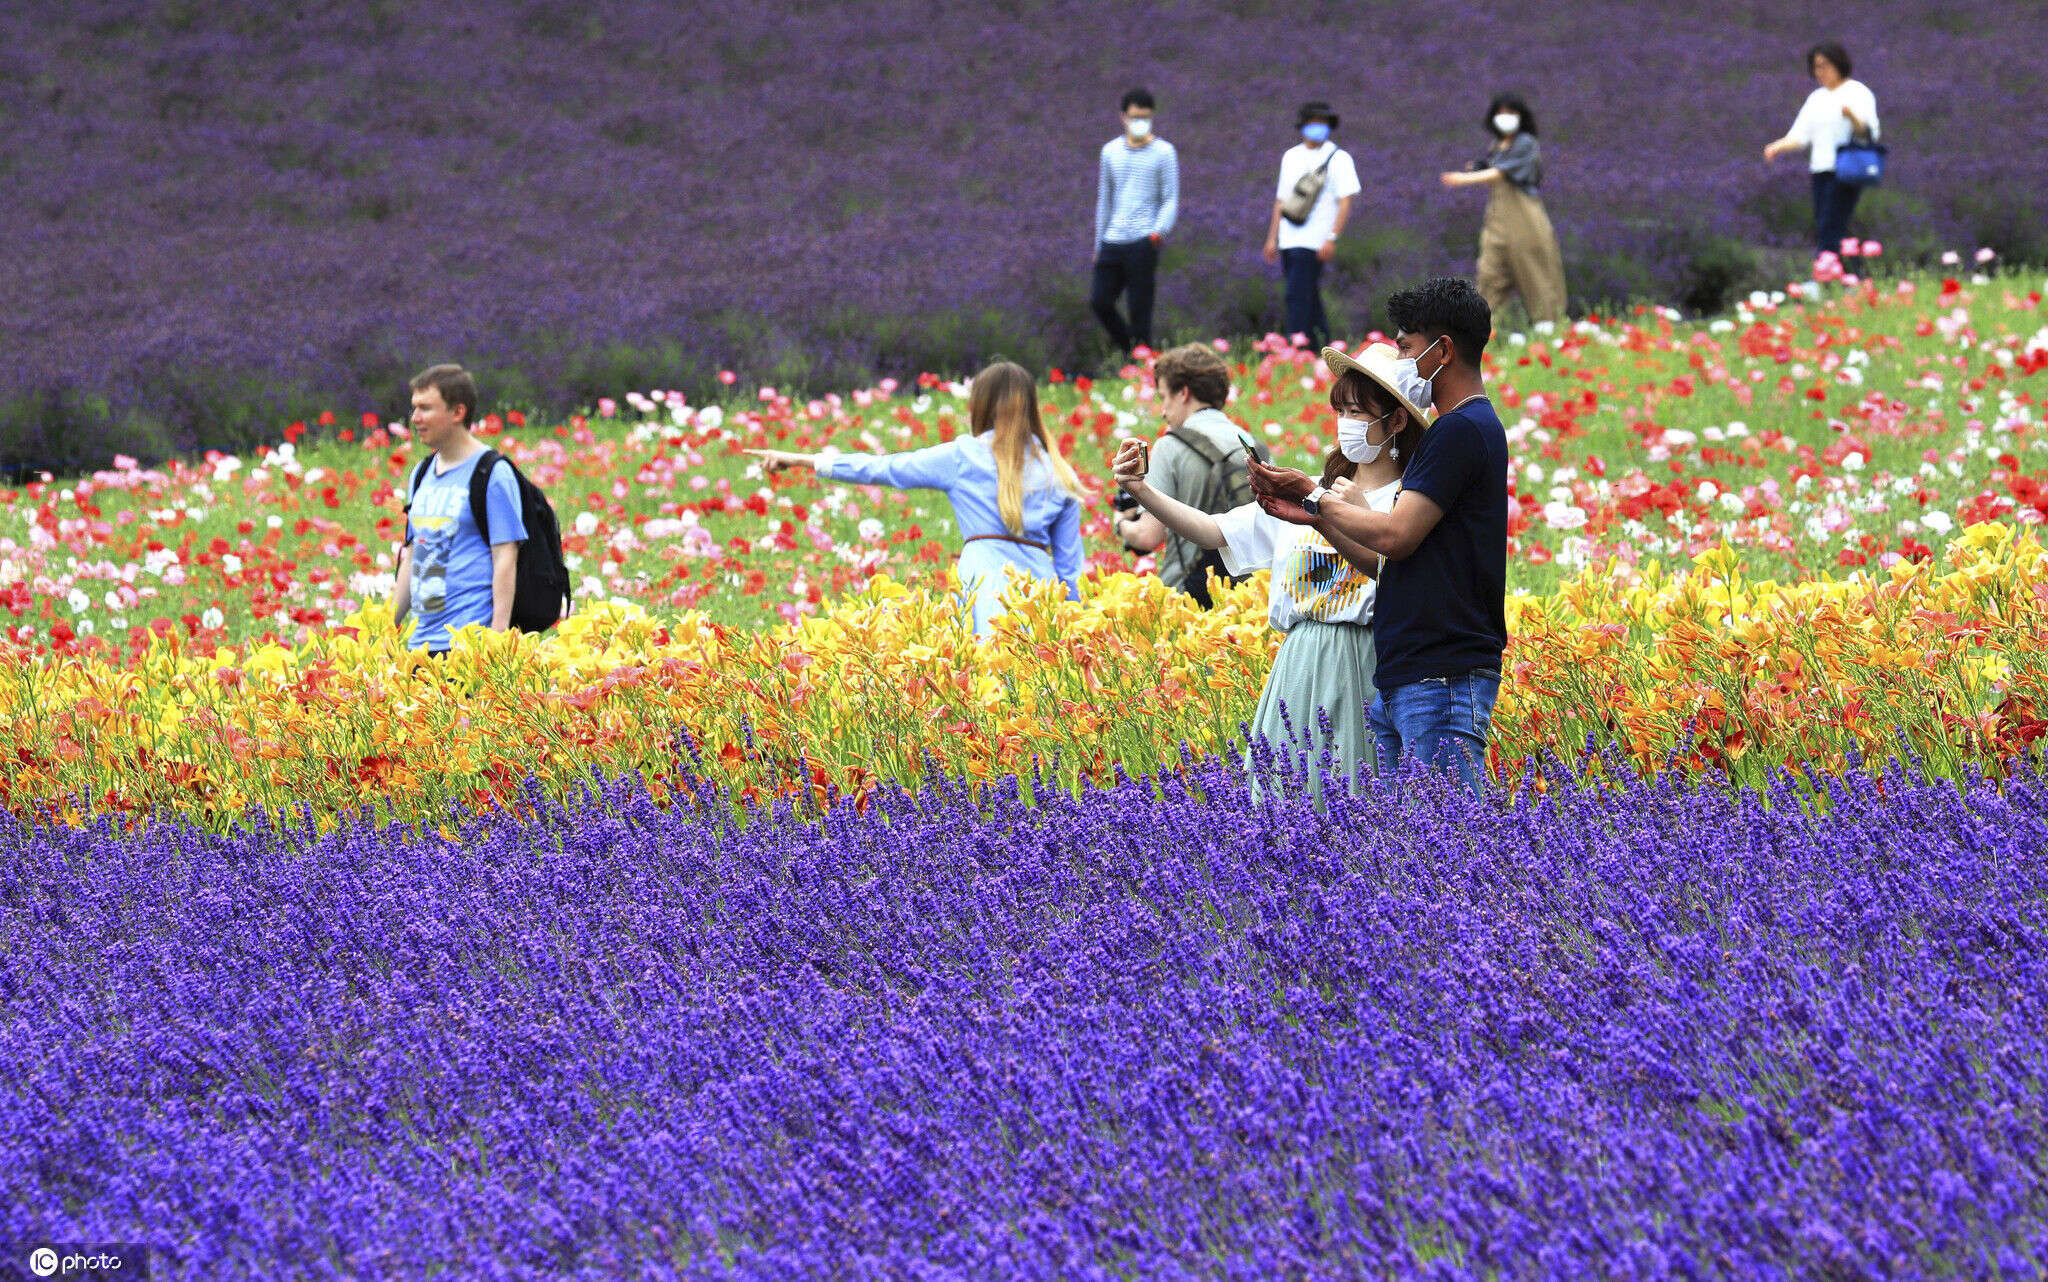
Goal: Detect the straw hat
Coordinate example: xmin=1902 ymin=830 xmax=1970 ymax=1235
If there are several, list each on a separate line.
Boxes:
xmin=1321 ymin=342 xmax=1433 ymax=422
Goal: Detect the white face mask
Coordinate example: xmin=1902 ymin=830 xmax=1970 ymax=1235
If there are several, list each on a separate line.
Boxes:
xmin=1393 ymin=337 xmax=1444 ymax=407
xmin=1337 ymin=413 xmax=1397 ymax=463
xmin=1492 ymin=113 xmax=1521 ymax=136
xmin=1125 ymin=116 xmax=1152 ymax=139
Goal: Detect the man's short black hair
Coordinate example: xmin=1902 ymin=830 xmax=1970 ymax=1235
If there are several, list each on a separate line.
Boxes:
xmin=1806 ymin=42 xmax=1851 ymax=79
xmin=1296 ymin=100 xmax=1339 ymax=130
xmin=1386 ymin=278 xmax=1492 ymax=369
xmin=1121 ymin=86 xmax=1155 ymax=113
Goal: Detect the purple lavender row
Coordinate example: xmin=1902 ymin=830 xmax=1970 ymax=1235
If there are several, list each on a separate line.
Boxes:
xmin=4 ymin=1 xmax=2042 ymax=465
xmin=3 ymin=760 xmax=2045 ymax=1279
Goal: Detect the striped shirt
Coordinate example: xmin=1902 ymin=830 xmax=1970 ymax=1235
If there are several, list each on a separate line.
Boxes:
xmin=1096 ymin=137 xmax=1179 ymax=247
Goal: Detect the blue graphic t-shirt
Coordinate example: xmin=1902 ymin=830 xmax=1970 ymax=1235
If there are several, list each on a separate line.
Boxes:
xmin=405 ymin=450 xmax=527 ymax=652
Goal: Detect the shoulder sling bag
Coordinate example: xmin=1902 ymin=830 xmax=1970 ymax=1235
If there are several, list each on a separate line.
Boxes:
xmin=1280 ymin=148 xmax=1339 ymax=226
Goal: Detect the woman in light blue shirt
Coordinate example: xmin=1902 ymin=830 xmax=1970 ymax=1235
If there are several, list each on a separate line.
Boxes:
xmin=750 ymin=361 xmax=1090 ymax=635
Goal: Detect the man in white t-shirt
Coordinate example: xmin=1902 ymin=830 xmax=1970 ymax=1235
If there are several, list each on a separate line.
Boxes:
xmin=1263 ymin=101 xmax=1360 ymax=352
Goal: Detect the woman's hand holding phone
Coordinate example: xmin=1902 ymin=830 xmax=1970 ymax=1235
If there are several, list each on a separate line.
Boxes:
xmin=1249 ymin=458 xmax=1316 ymax=500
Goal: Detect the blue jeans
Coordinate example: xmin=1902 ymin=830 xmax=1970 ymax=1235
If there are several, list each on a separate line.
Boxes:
xmin=1370 ymin=669 xmax=1501 ymax=795
xmin=1279 ymin=247 xmax=1329 ymax=350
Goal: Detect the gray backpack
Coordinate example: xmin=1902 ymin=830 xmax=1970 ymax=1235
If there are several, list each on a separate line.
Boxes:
xmin=1166 ymin=424 xmax=1271 ymax=605
xmin=1167 ymin=424 xmax=1269 ymax=516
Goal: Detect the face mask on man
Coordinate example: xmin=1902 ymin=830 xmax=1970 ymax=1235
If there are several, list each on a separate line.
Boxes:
xmin=1301 ymin=121 xmax=1332 ymax=143
xmin=1393 ymin=337 xmax=1445 ymax=408
xmin=1492 ymin=113 xmax=1521 ymax=136
xmin=1126 ymin=117 xmax=1153 ymax=139
xmin=1337 ymin=412 xmax=1397 ymax=463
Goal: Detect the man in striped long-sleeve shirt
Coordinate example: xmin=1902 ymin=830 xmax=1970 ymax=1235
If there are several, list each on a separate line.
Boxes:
xmin=1092 ymin=87 xmax=1179 ymax=356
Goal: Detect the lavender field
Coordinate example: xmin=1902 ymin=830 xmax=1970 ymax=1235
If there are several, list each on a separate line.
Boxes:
xmin=4 ymin=0 xmax=2046 ymax=471
xmin=6 ymin=762 xmax=2046 ymax=1278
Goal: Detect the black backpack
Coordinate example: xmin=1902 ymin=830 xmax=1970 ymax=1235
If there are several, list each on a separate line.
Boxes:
xmin=406 ymin=448 xmax=571 ymax=632
xmin=1166 ymin=423 xmax=1271 ymax=608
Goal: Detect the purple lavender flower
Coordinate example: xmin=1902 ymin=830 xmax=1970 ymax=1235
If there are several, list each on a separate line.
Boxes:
xmin=2 ymin=759 xmax=2045 ymax=1278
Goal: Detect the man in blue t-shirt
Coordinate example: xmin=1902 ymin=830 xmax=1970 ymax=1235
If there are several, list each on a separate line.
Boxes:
xmin=391 ymin=364 xmax=528 ymax=653
xmin=1248 ymin=278 xmax=1508 ymax=794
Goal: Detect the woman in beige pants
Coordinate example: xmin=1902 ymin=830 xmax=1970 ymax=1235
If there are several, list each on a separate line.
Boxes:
xmin=1441 ymin=93 xmax=1567 ymax=326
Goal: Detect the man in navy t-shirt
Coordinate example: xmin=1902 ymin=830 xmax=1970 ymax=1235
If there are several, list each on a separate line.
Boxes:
xmin=390 ymin=364 xmax=527 ymax=653
xmin=1248 ymin=278 xmax=1507 ymax=793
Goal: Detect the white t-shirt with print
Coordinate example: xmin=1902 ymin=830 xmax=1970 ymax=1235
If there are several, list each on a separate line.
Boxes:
xmin=1787 ymin=79 xmax=1880 ymax=173
xmin=1213 ymin=478 xmax=1400 ymax=631
xmin=1274 ymin=143 xmax=1362 ymax=251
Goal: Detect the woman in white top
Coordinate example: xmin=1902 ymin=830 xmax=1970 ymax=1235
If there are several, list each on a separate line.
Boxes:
xmin=749 ymin=362 xmax=1089 ymax=636
xmin=1112 ymin=343 xmax=1427 ymax=800
xmin=1764 ymin=41 xmax=1881 ymax=271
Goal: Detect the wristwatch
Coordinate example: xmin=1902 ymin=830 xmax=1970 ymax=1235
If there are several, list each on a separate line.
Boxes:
xmin=1300 ymin=485 xmax=1329 ymax=516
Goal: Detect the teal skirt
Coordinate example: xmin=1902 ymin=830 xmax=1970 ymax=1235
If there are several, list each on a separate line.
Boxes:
xmin=1245 ymin=620 xmax=1378 ymax=801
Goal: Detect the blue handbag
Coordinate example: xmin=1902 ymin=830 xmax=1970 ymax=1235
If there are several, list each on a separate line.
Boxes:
xmin=1836 ymin=142 xmax=1887 ymax=186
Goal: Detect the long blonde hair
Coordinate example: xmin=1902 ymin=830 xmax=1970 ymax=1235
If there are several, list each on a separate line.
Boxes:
xmin=967 ymin=361 xmax=1086 ymax=535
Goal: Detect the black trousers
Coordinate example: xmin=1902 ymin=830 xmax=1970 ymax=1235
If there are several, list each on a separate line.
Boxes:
xmin=1178 ymin=547 xmax=1235 ymax=610
xmin=1280 ymin=247 xmax=1331 ymax=351
xmin=1091 ymin=238 xmax=1157 ymax=352
xmin=1812 ymin=171 xmax=1866 ymax=270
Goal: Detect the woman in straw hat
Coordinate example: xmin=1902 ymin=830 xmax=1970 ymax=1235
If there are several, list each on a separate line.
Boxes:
xmin=750 ymin=361 xmax=1088 ymax=636
xmin=1112 ymin=342 xmax=1428 ymax=798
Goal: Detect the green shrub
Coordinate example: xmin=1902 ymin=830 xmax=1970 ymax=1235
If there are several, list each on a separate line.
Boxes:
xmin=1954 ymin=188 xmax=2048 ymax=265
xmin=0 ymin=389 xmax=172 ymax=480
xmin=1674 ymin=235 xmax=1762 ymax=316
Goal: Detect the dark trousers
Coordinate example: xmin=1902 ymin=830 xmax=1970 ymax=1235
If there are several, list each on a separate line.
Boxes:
xmin=1812 ymin=171 xmax=1866 ymax=270
xmin=1280 ymin=248 xmax=1330 ymax=351
xmin=1179 ymin=547 xmax=1234 ymax=610
xmin=1091 ymin=238 xmax=1157 ymax=353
